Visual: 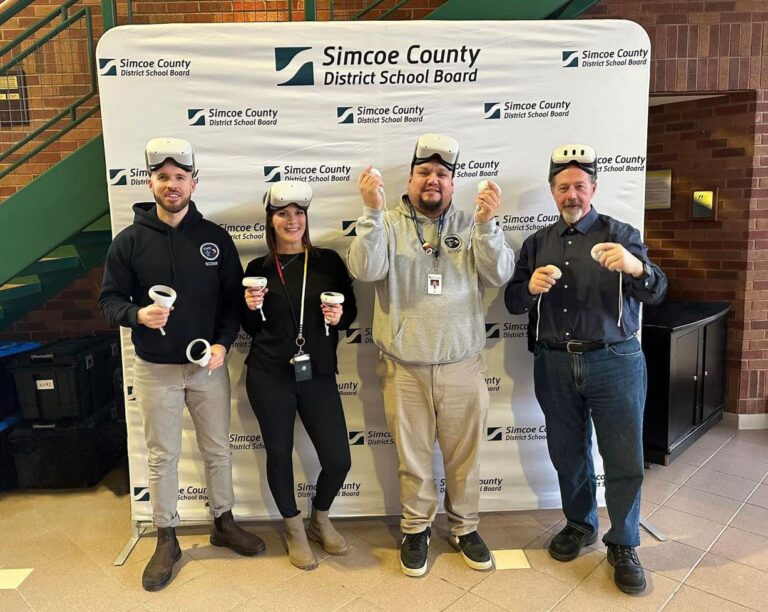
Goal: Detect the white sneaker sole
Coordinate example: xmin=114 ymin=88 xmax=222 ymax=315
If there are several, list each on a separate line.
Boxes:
xmin=400 ymin=560 xmax=428 ymax=577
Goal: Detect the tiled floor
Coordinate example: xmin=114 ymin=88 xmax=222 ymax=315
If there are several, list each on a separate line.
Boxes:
xmin=1 ymin=420 xmax=767 ymax=611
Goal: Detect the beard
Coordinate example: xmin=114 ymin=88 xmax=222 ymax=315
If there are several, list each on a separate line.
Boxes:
xmin=415 ymin=190 xmax=449 ymax=215
xmin=561 ymin=204 xmax=585 ymax=225
xmin=154 ymin=192 xmax=190 ymax=215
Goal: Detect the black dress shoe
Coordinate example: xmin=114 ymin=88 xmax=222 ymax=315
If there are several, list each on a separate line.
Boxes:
xmin=607 ymin=544 xmax=647 ymax=594
xmin=548 ymin=525 xmax=598 ymax=562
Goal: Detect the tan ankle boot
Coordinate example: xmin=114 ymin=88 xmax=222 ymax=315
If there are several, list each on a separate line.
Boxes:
xmin=283 ymin=513 xmax=317 ymax=570
xmin=307 ymin=507 xmax=348 ymax=555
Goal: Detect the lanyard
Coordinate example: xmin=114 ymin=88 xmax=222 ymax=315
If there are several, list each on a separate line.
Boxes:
xmin=275 ymin=248 xmax=309 ymax=353
xmin=407 ymin=199 xmax=446 ymax=259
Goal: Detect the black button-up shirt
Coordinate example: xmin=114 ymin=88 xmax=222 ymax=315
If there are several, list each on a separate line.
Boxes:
xmin=504 ymin=206 xmax=667 ymax=349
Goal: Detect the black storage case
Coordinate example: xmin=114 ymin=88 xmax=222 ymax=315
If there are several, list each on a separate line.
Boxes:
xmin=0 ymin=341 xmax=40 ymax=420
xmin=11 ymin=335 xmax=120 ymax=421
xmin=8 ymin=402 xmax=127 ymax=489
xmin=0 ymin=426 xmax=18 ymax=491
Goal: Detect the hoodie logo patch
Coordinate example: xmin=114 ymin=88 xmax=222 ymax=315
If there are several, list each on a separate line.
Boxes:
xmin=443 ymin=234 xmax=462 ymax=251
xmin=200 ymin=243 xmax=220 ymax=265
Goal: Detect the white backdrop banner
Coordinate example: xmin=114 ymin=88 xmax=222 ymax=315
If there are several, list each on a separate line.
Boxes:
xmin=97 ymin=19 xmax=650 ymax=523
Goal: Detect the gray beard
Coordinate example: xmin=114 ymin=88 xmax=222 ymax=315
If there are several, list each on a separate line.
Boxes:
xmin=562 ymin=207 xmax=584 ymax=225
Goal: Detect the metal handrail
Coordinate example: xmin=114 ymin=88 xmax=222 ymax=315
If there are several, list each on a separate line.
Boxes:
xmin=0 ymin=0 xmax=102 ymax=181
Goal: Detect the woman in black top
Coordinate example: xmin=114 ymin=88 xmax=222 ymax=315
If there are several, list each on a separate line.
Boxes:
xmin=241 ymin=181 xmax=357 ymax=570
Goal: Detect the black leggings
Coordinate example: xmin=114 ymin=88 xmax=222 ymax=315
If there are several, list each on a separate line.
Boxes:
xmin=245 ymin=368 xmax=351 ymax=518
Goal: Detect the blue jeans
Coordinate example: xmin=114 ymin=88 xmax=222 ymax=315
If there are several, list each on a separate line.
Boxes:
xmin=533 ymin=337 xmax=646 ymax=546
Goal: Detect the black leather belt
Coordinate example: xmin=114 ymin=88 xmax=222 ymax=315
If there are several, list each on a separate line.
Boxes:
xmin=540 ymin=340 xmax=612 ymax=354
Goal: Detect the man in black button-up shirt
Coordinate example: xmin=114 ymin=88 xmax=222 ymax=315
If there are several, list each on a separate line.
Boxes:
xmin=505 ymin=144 xmax=667 ymax=596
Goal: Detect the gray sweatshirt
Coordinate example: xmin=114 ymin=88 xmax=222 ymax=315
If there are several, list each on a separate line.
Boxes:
xmin=347 ymin=198 xmax=515 ymax=365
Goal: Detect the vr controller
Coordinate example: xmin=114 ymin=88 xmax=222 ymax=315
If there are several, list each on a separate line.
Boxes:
xmin=320 ymin=291 xmax=344 ymax=336
xmin=544 ymin=264 xmax=562 ymax=280
xmin=148 ymin=285 xmax=177 ymax=336
xmin=186 ymin=338 xmax=212 ymax=375
xmin=243 ymin=276 xmax=268 ymax=321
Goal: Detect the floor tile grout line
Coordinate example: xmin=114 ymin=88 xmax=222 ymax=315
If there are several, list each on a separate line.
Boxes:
xmin=645 ymin=429 xmax=738 ymax=519
xmin=657 ymin=448 xmax=767 ymax=611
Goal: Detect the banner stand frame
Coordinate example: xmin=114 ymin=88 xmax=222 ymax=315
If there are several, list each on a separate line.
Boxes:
xmin=113 ymin=521 xmax=147 ymax=566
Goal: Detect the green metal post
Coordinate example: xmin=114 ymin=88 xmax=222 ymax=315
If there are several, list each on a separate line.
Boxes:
xmin=305 ymin=0 xmax=316 ymax=21
xmin=101 ymin=0 xmax=117 ymax=29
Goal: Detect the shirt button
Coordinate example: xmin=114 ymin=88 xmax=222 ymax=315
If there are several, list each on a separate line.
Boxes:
xmin=565 ymin=261 xmax=570 ymax=266
xmin=563 ymin=308 xmax=568 ymax=313
xmin=565 ymin=332 xmax=570 ymax=336
xmin=645 ymin=281 xmax=649 ymax=287
xmin=564 ymin=285 xmax=569 ymax=289
xmin=568 ymin=241 xmax=572 ymax=245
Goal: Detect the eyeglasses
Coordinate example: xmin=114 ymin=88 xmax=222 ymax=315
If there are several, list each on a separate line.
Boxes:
xmin=264 ymin=181 xmax=313 ymax=210
xmin=145 ymin=137 xmax=195 ymax=173
xmin=411 ymin=133 xmax=460 ymax=171
xmin=549 ymin=144 xmax=597 ymax=180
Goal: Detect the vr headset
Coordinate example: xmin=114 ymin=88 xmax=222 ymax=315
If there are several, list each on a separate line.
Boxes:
xmin=263 ymin=181 xmax=313 ymax=211
xmin=548 ymin=144 xmax=597 ymax=181
xmin=411 ymin=133 xmax=459 ymax=173
xmin=145 ymin=137 xmax=195 ymax=173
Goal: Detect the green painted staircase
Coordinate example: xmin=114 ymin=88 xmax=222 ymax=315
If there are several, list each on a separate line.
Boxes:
xmin=0 ymin=136 xmax=110 ymax=331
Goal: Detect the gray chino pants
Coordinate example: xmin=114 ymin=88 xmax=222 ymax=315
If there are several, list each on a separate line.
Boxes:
xmin=134 ymin=356 xmax=235 ymax=527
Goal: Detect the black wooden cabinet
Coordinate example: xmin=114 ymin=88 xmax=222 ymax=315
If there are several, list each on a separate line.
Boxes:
xmin=641 ymin=301 xmax=730 ymax=465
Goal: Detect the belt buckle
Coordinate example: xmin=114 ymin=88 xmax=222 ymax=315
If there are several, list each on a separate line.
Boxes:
xmin=566 ymin=341 xmax=584 ymax=354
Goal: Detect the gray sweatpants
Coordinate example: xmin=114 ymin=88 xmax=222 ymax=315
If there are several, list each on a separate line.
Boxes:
xmin=377 ymin=353 xmax=489 ymax=536
xmin=134 ymin=356 xmax=234 ymax=527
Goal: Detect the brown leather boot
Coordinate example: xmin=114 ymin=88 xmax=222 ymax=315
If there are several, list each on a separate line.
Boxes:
xmin=210 ymin=510 xmax=266 ymax=556
xmin=142 ymin=527 xmax=182 ymax=592
xmin=284 ymin=512 xmax=318 ymax=570
xmin=307 ymin=507 xmax=348 ymax=555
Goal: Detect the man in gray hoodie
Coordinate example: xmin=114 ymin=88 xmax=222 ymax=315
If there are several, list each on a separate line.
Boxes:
xmin=347 ymin=133 xmax=514 ymax=577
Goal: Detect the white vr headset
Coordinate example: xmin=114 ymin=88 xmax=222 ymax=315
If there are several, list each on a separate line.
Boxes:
xmin=263 ymin=181 xmax=313 ymax=211
xmin=548 ymin=143 xmax=597 ymax=180
xmin=411 ymin=133 xmax=459 ymax=172
xmin=145 ymin=137 xmax=195 ymax=173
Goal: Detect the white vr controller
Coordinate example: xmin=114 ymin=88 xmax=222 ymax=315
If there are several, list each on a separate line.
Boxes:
xmin=544 ymin=264 xmax=562 ymax=280
xmin=243 ymin=276 xmax=268 ymax=321
xmin=148 ymin=285 xmax=177 ymax=336
xmin=591 ymin=244 xmax=606 ymax=263
xmin=186 ymin=338 xmax=212 ymax=375
xmin=320 ymin=291 xmax=344 ymax=336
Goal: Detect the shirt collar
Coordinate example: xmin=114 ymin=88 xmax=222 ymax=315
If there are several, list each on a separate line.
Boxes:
xmin=558 ymin=205 xmax=598 ymax=235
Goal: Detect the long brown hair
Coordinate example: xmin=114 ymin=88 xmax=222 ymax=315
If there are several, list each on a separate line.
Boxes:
xmin=264 ymin=204 xmax=315 ymax=266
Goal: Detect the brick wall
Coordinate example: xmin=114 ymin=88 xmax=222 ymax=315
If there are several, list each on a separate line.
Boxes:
xmin=1 ymin=267 xmax=115 ymax=343
xmin=585 ymin=0 xmax=768 ymax=415
xmin=645 ymin=93 xmax=756 ymax=412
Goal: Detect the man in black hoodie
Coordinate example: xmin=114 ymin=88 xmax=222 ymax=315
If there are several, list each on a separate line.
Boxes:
xmin=99 ymin=138 xmax=265 ymax=592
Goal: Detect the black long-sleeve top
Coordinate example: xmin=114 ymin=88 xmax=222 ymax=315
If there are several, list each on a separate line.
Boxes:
xmin=241 ymin=248 xmax=357 ymax=376
xmin=99 ymin=201 xmax=243 ymax=364
xmin=504 ymin=206 xmax=667 ymax=349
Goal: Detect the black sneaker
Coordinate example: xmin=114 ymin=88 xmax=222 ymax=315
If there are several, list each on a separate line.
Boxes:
xmin=400 ymin=527 xmax=430 ymax=577
xmin=548 ymin=525 xmax=598 ymax=562
xmin=607 ymin=544 xmax=646 ymax=595
xmin=451 ymin=531 xmax=494 ymax=570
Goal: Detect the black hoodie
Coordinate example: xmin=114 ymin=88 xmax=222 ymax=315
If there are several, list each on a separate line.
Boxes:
xmin=99 ymin=201 xmax=243 ymax=364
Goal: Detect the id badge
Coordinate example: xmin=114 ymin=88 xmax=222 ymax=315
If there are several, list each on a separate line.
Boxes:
xmin=427 ymin=273 xmax=442 ymax=295
xmin=292 ymin=353 xmax=312 ymax=382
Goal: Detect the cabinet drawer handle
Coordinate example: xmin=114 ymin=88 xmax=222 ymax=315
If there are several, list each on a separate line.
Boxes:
xmin=693 ymin=375 xmax=697 ymax=381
